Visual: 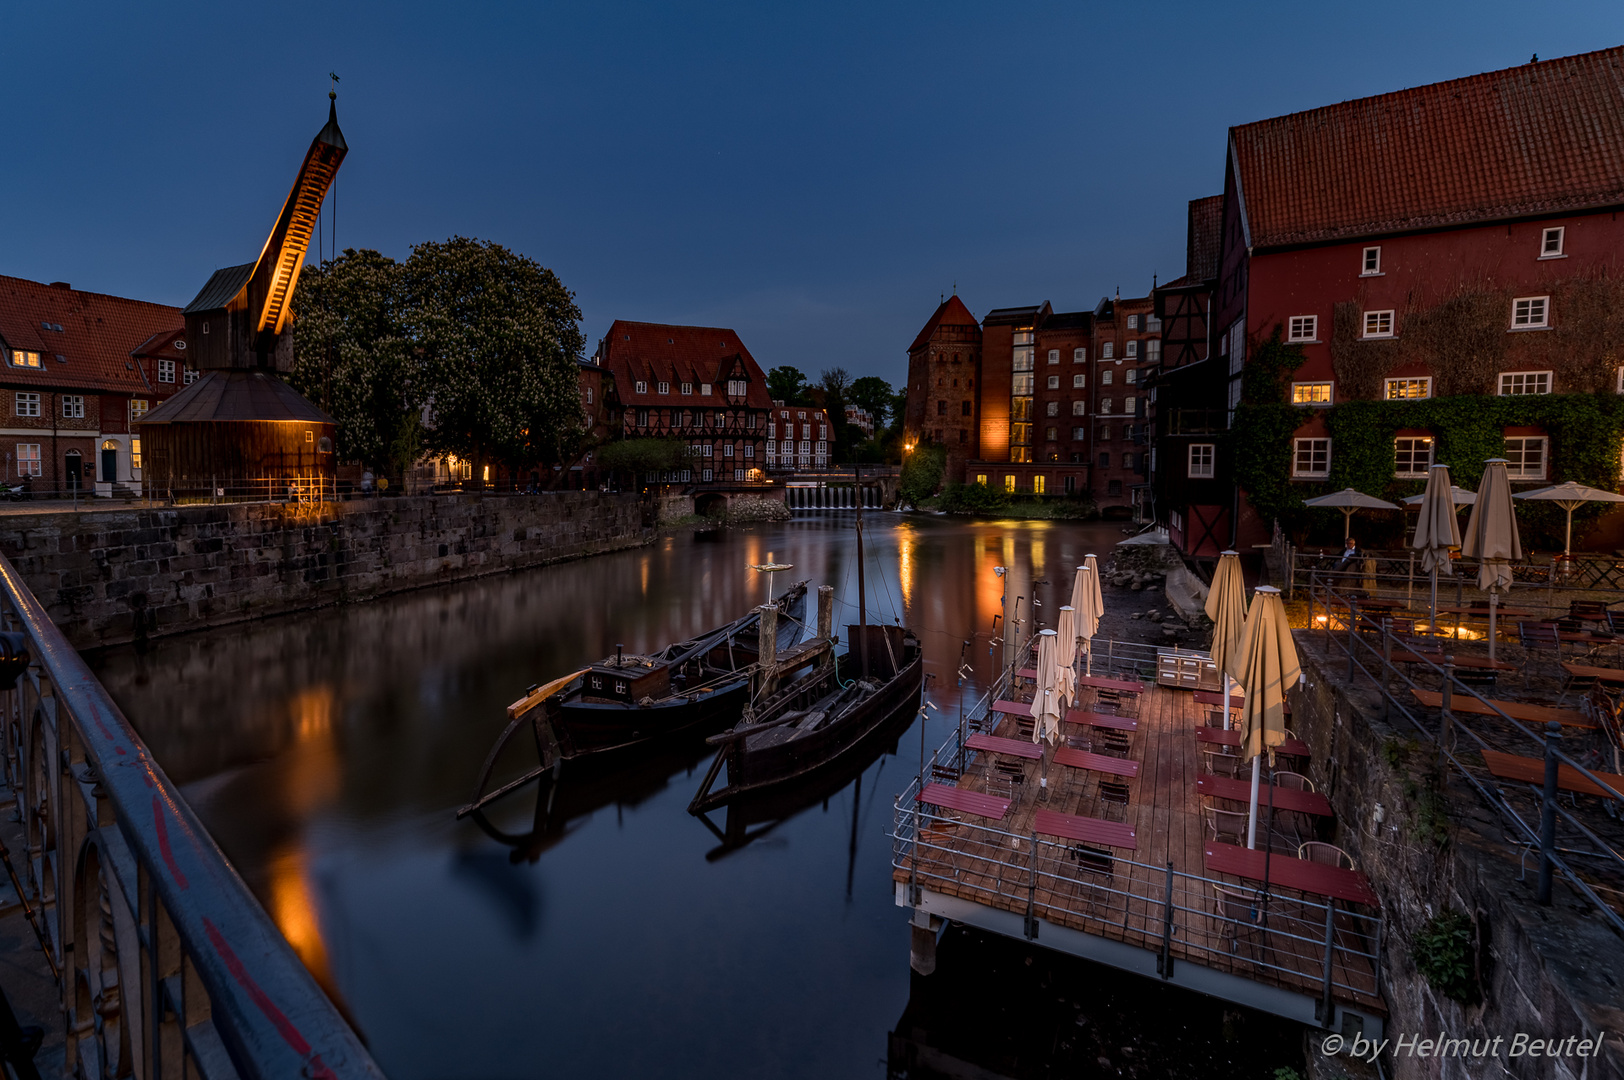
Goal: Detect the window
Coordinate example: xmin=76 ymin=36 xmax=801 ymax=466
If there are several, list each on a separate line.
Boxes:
xmin=728 ymin=379 xmax=746 ymax=396
xmin=1070 ymin=400 xmax=1086 ymax=417
xmin=1098 ymin=452 xmax=1110 ymax=468
xmin=650 ymin=381 xmax=665 ymax=395
xmin=1541 ymin=227 xmax=1565 ymax=258
xmin=1498 ymin=371 xmax=1552 ymax=396
xmin=1126 ymin=341 xmax=1138 ymax=358
xmin=1047 ymin=349 xmax=1059 ymax=364
xmin=702 ymin=443 xmax=713 ymax=457
xmin=1504 ymin=436 xmax=1547 ymax=480
xmin=123 ymin=398 xmax=144 ymax=421
xmin=1106 ymin=479 xmax=1122 ymax=496
xmin=635 ymin=380 xmax=648 ymax=394
xmin=700 ymin=383 xmax=712 ymax=396
xmin=975 ymin=473 xmax=987 ymax=485
xmin=702 ymin=468 xmax=713 ymax=481
xmin=1045 ymin=401 xmax=1059 ymax=417
xmin=1100 ymin=398 xmax=1113 ymax=414
xmin=1127 ymin=315 xmax=1138 ymax=330
xmin=184 ymin=367 xmax=198 ymax=385
xmin=1293 ymin=438 xmax=1331 ymax=477
xmin=1072 ymin=374 xmax=1085 ymax=389
xmin=1125 ymin=369 xmax=1137 ymax=385
xmin=961 ymin=401 xmax=972 ymax=416
xmin=1511 ymin=296 xmax=1549 ymax=329
xmin=158 ymin=359 xmax=175 ymax=383
xmin=1012 ymin=373 xmax=1034 ymax=394
xmin=1101 ymin=343 xmax=1114 ymax=360
xmin=744 ymin=444 xmax=754 ymax=458
xmin=722 ymin=443 xmax=734 ymax=457
xmin=10 ymin=350 xmax=40 ymax=368
xmin=1004 ymin=475 xmax=1016 ymax=493
xmin=62 ymin=395 xmax=84 ymax=419
xmin=1099 ymin=425 xmax=1112 ymax=441
xmin=130 ymin=439 xmax=141 ymax=469
xmin=1291 ymin=381 xmax=1333 ymax=405
xmin=798 ymin=411 xmax=806 ymax=419
xmin=680 ymin=382 xmax=692 ymax=395
xmin=1394 ymin=436 xmax=1433 ymax=478
xmin=1362 ymin=246 xmax=1381 ymax=275
xmin=1384 ymin=377 xmax=1431 ymax=400
xmin=1073 ymin=348 xmax=1086 ymax=363
xmin=1362 ymin=310 xmax=1394 ymax=338
xmin=1033 ymin=475 xmax=1046 ymax=494
xmin=16 ymin=444 xmax=40 ymax=476
xmin=1072 ymin=426 xmax=1086 ymax=440
xmin=1288 ymin=316 xmax=1318 ymax=342
xmin=1045 ymin=426 xmax=1057 ymax=442
xmin=1189 ymin=443 xmax=1215 ymax=478
xmin=1046 ymin=375 xmax=1059 ymax=389
xmin=1124 ymin=396 xmax=1137 ymax=415
xmin=584 ymin=387 xmax=595 ymax=405
xmin=1145 ymin=339 xmax=1161 ymax=362
xmin=1100 ymin=371 xmax=1113 ymax=386
xmin=14 ymin=393 xmax=39 ymax=418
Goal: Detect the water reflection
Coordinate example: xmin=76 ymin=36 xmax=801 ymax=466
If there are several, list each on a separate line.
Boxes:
xmin=87 ymin=515 xmax=1224 ymax=1079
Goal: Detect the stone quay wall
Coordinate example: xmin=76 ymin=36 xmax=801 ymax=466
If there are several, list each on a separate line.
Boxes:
xmin=0 ymin=493 xmax=650 ymax=649
xmin=1292 ymin=639 xmax=1622 ymax=1080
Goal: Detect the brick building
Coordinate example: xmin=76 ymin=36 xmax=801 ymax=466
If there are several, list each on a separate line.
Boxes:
xmin=0 ymin=276 xmax=194 ymax=496
xmin=592 ymin=321 xmax=773 ymax=484
xmin=765 ymin=403 xmax=834 ymax=471
xmin=903 ymin=295 xmax=983 ymax=480
xmin=1153 ymin=47 xmax=1624 ymax=553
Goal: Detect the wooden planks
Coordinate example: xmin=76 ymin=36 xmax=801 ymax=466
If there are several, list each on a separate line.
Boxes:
xmin=1409 ymin=688 xmax=1595 ymax=729
xmin=1480 ymin=749 xmax=1624 ymax=799
xmin=966 ymin=733 xmax=1043 ymax=760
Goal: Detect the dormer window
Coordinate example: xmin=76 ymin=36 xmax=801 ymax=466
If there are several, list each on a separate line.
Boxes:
xmin=635 ymin=380 xmax=648 ymax=394
xmin=700 ymin=383 xmax=712 ymax=395
xmin=9 ymin=350 xmax=41 ymax=369
xmin=657 ymin=381 xmax=670 ymax=394
xmin=681 ymin=382 xmax=693 ymax=395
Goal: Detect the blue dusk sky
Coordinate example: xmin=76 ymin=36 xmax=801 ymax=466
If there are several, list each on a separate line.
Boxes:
xmin=3 ymin=2 xmax=1622 ymax=388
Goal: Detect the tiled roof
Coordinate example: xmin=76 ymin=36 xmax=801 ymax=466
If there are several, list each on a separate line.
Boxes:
xmin=1186 ymin=195 xmax=1223 ymax=280
xmin=0 ymin=275 xmax=182 ymax=392
xmin=907 ymin=295 xmax=980 ymax=352
xmin=1231 ymin=47 xmax=1624 ymax=248
xmin=597 ymin=321 xmax=775 ymax=410
xmin=184 ymin=263 xmax=254 ymax=314
xmin=983 ymin=303 xmax=1048 ymax=327
xmin=139 ymin=370 xmax=334 ymax=424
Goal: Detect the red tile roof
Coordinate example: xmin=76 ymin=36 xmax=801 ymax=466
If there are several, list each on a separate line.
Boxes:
xmin=908 ymin=295 xmax=980 ymax=353
xmin=0 ymin=275 xmax=182 ymax=393
xmin=1231 ymin=47 xmax=1624 ymax=249
xmin=596 ymin=321 xmax=775 ymax=410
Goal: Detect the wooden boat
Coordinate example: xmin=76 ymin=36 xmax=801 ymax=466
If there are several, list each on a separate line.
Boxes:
xmin=458 ymin=581 xmax=806 ymax=817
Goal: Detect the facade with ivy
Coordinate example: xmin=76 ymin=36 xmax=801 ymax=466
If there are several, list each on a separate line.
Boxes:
xmin=1152 ymin=47 xmax=1624 ymax=556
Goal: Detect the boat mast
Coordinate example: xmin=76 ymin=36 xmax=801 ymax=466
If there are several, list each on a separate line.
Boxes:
xmin=855 ymin=463 xmax=868 ymax=679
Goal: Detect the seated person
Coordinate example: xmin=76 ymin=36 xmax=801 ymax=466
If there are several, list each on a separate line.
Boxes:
xmin=1334 ymin=537 xmax=1362 ymax=573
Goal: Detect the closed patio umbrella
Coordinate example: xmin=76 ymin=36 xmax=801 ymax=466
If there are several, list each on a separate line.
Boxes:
xmin=1054 ymin=606 xmax=1078 ymax=710
xmin=1411 ymin=465 xmax=1462 ymax=634
xmin=1202 ymin=550 xmax=1248 ymax=731
xmin=1461 ymin=459 xmax=1523 ymax=661
xmin=1236 ymin=585 xmax=1301 ymax=850
xmin=1029 ymin=629 xmax=1063 ymax=746
xmin=1512 ymin=481 xmax=1624 ymax=559
xmin=1303 ymin=487 xmax=1402 ymax=539
xmin=1070 ymin=566 xmax=1102 ymax=675
xmin=1083 ymin=553 xmax=1105 ymax=618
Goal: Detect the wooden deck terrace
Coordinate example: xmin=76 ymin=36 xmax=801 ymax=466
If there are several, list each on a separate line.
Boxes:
xmin=892 ymin=677 xmax=1388 ymax=1035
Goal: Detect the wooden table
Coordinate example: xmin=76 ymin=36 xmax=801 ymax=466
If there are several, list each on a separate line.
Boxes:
xmin=1053 ymin=747 xmax=1140 ymax=778
xmin=1480 ymin=749 xmax=1624 ymax=799
xmin=1195 ymin=727 xmax=1311 ymax=758
xmin=1560 ymin=660 xmax=1624 ymax=684
xmin=966 ymin=733 xmax=1043 ymax=761
xmin=1204 ymin=842 xmax=1379 ymax=906
xmin=1437 ymin=604 xmax=1539 ymax=619
xmin=1194 ymin=690 xmax=1291 ymax=715
xmin=1016 ymin=668 xmax=1038 ymax=679
xmin=1390 ymin=651 xmax=1516 ymax=672
xmin=1409 ymin=689 xmax=1595 ymax=730
xmin=1559 ymin=630 xmax=1616 ymax=646
xmin=1063 ymin=709 xmax=1138 ymax=732
xmin=1076 ymin=675 xmax=1145 ymax=694
xmin=1034 ymin=808 xmax=1137 ymax=850
xmin=991 ymin=699 xmax=1032 ymax=716
xmin=919 ymin=783 xmax=1010 ymax=820
xmin=1196 ymin=775 xmax=1335 ymax=817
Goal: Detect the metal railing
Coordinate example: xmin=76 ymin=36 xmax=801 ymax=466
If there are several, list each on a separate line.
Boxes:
xmin=0 ymin=552 xmax=381 ymax=1079
xmin=143 ymin=476 xmax=340 ymax=506
xmin=893 ymin=645 xmax=1383 ymax=1019
xmin=1287 ymin=549 xmax=1624 ymax=598
xmin=1306 ymin=570 xmax=1624 ymax=935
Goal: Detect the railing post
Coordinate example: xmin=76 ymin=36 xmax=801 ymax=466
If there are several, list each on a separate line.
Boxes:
xmin=1538 ymin=720 xmax=1562 ymax=905
xmin=1319 ymin=900 xmax=1337 ymax=1026
xmin=1381 ymin=617 xmax=1393 ymax=720
xmin=1346 ymin=598 xmax=1359 ymax=681
xmin=1158 ymin=860 xmax=1176 ymax=978
xmin=1439 ymin=659 xmax=1455 ymax=771
xmin=1024 ymin=833 xmax=1039 ymax=939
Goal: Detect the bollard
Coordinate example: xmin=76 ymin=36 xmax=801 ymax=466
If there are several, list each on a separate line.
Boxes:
xmin=1537 ymin=721 xmax=1562 ymax=905
xmin=910 ymin=921 xmax=938 ymax=975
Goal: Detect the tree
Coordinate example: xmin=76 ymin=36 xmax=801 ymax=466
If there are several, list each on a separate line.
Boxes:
xmin=898 ymin=444 xmax=947 ymax=506
xmin=404 ymin=237 xmax=586 ymax=477
xmin=595 ymin=437 xmax=688 ymax=489
xmin=291 ymin=249 xmax=423 ymax=474
xmin=848 ymin=376 xmax=896 ymax=428
xmin=818 ymin=367 xmax=857 ymax=461
xmin=767 ymin=365 xmax=811 ymax=405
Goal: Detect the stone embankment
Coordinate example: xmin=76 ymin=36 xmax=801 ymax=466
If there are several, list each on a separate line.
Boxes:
xmin=0 ymin=492 xmax=649 ymax=648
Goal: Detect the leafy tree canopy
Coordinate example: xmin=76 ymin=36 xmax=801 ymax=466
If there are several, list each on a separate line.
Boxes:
xmin=848 ymin=376 xmax=897 ymax=427
xmin=766 ymin=365 xmax=811 ymax=405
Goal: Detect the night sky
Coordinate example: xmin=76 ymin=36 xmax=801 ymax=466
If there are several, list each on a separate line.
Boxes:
xmin=5 ymin=2 xmax=1622 ymax=387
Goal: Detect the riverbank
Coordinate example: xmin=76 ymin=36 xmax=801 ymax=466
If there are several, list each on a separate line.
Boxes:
xmin=0 ymin=492 xmax=648 ymax=649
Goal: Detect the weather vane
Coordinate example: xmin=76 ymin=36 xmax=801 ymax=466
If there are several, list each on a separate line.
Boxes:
xmin=330 ymin=71 xmax=341 ymax=97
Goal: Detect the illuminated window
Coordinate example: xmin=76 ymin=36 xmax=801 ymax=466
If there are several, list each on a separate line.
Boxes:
xmin=62 ymin=395 xmax=84 ymax=418
xmin=1188 ymin=443 xmax=1215 ymax=478
xmin=1362 ymin=310 xmax=1394 ymax=338
xmin=9 ymin=350 xmax=40 ymax=368
xmin=14 ymin=393 xmax=39 ymax=418
xmin=1288 ymin=316 xmax=1318 ymax=342
xmin=1293 ymin=438 xmax=1330 ymax=477
xmin=1291 ymin=382 xmax=1332 ymax=405
xmin=16 ymin=444 xmax=39 ymax=476
xmin=1498 ymin=371 xmax=1551 ymax=396
xmin=1504 ymin=436 xmax=1546 ymax=479
xmin=129 ymin=399 xmax=149 ymax=421
xmin=158 ymin=359 xmax=175 ymax=383
xmin=1394 ymin=436 xmax=1433 ymax=478
xmin=1033 ymin=475 xmax=1046 ymax=494
xmin=1511 ymin=296 xmax=1549 ymax=329
xmin=1384 ymin=377 xmax=1431 ymax=400
xmin=1004 ymin=475 xmax=1016 ymax=493
xmin=976 ymin=474 xmax=988 ymax=485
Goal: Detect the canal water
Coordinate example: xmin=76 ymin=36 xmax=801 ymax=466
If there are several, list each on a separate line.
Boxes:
xmin=89 ymin=514 xmax=1303 ymax=1079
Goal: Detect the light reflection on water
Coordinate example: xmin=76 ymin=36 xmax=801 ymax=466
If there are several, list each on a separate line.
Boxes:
xmin=87 ymin=514 xmax=1296 ymax=1079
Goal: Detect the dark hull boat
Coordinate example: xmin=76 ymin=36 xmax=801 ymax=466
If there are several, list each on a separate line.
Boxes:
xmin=458 ymin=581 xmax=806 ymax=818
xmin=689 ymin=623 xmax=923 ymax=813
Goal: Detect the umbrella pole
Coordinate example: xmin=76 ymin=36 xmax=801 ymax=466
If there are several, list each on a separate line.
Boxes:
xmin=1343 ymin=508 xmax=1352 ymax=540
xmin=1246 ymin=748 xmax=1262 ymax=849
xmin=1566 ymin=505 xmax=1574 ymax=561
xmin=1488 ymin=590 xmax=1498 ymax=663
xmin=1260 ymin=752 xmax=1276 ymax=925
xmin=1430 ymin=566 xmax=1438 ymax=636
xmin=1222 ymin=672 xmax=1233 ymax=731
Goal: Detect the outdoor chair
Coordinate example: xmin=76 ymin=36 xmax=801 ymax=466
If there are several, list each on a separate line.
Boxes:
xmin=1202 ymin=796 xmax=1248 ymax=845
xmin=1517 ymin=622 xmax=1562 ymax=683
xmin=1203 ymin=710 xmax=1229 ymax=728
xmin=1606 ymin=609 xmax=1624 ymax=637
xmin=1202 ymin=748 xmax=1242 ymax=778
xmin=916 ymin=819 xmax=964 ymax=880
xmin=988 ymin=760 xmax=1025 ymax=804
xmin=1272 ymin=771 xmax=1314 ymax=792
xmin=1454 ymin=666 xmax=1498 ymax=691
xmin=1569 ymin=599 xmax=1610 ymax=624
xmin=1064 ymin=732 xmax=1093 ymax=752
xmin=1067 ymin=844 xmax=1118 ymax=920
xmin=930 ymin=761 xmax=962 ymax=786
xmin=1298 ymin=841 xmax=1356 ymax=870
xmin=1098 ymin=728 xmax=1132 ymax=758
xmin=1096 ymin=778 xmax=1131 ymax=822
xmin=1212 ymin=883 xmax=1267 ymax=957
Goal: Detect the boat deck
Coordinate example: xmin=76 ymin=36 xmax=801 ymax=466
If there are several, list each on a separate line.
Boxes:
xmin=893 ymin=679 xmax=1386 ymax=1020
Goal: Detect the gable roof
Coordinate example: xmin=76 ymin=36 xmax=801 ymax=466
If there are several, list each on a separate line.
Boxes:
xmin=596 ymin=321 xmax=775 ymax=410
xmin=0 ymin=275 xmax=183 ymax=393
xmin=1231 ymin=47 xmax=1624 ymax=249
xmin=139 ymin=370 xmax=335 ymax=425
xmin=907 ymin=295 xmax=980 ymax=352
